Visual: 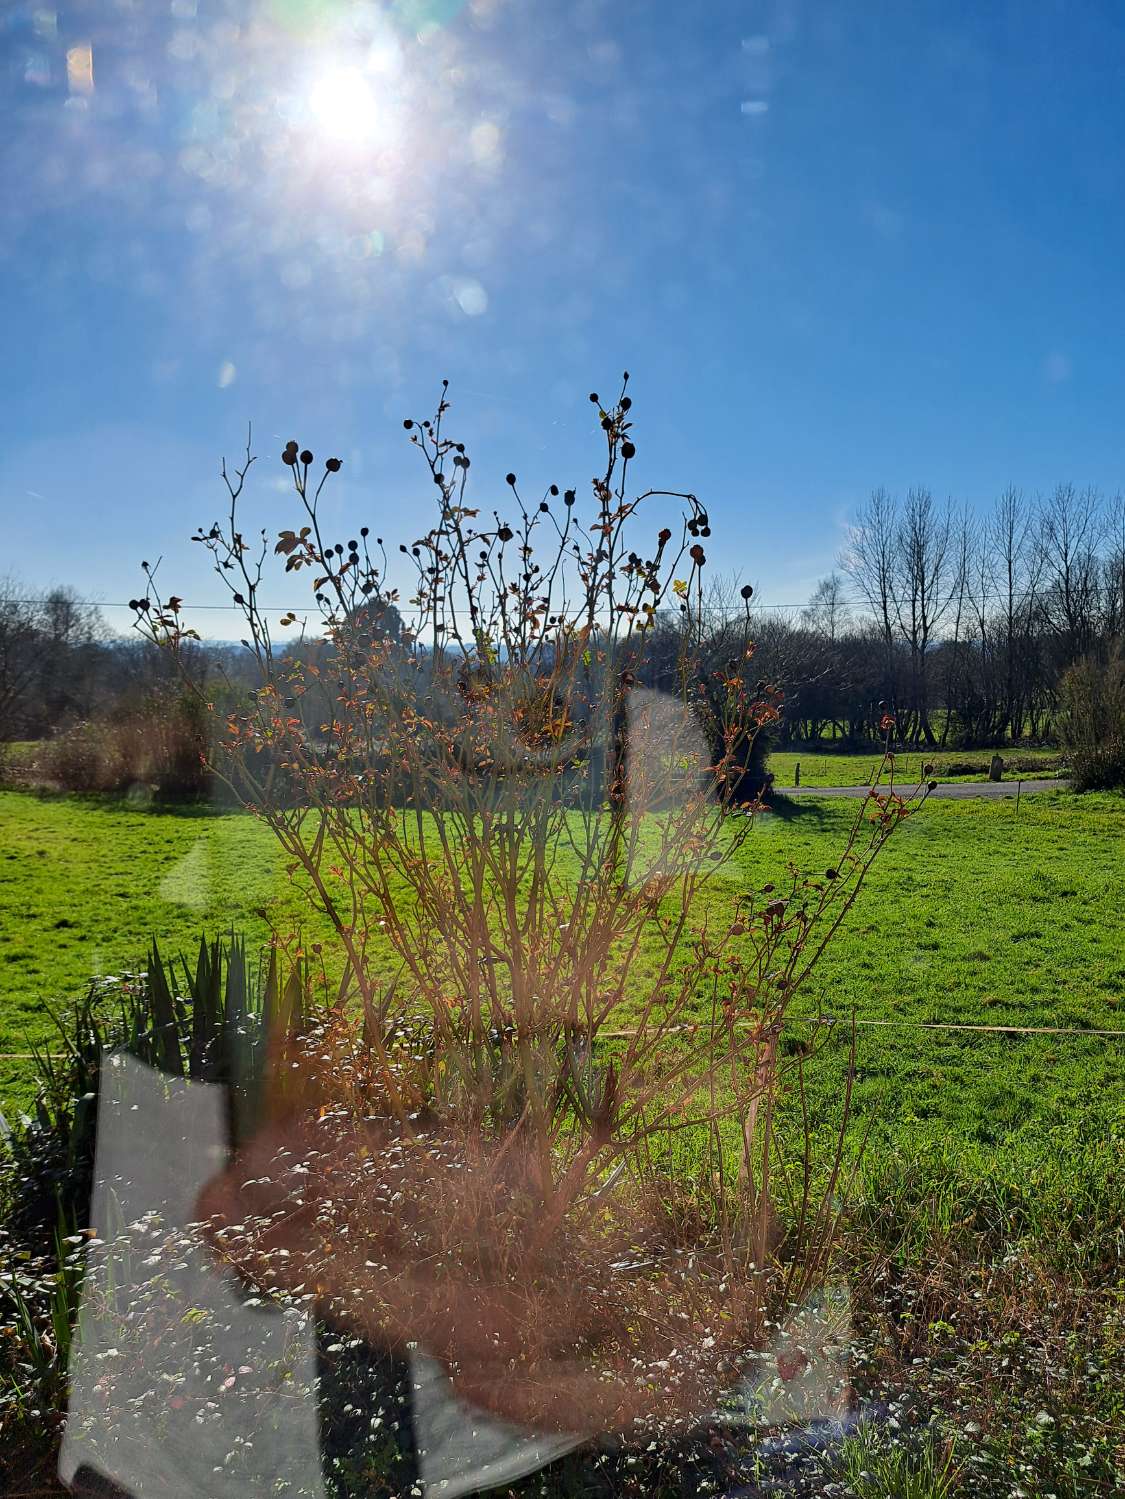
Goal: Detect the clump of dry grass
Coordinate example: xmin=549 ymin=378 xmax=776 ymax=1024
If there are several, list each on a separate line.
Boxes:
xmin=32 ymin=692 xmax=209 ymax=798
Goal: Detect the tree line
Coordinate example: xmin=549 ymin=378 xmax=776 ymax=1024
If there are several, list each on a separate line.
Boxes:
xmin=0 ymin=581 xmax=258 ymax=742
xmin=3 ymin=479 xmax=1123 ymax=754
xmin=725 ymin=483 xmax=1124 ymax=747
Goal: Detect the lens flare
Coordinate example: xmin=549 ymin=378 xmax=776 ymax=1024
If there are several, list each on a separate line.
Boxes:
xmin=307 ymin=65 xmax=383 ymax=143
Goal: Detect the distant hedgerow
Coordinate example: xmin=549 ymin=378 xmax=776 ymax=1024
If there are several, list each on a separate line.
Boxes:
xmin=1059 ymin=644 xmax=1125 ymax=790
xmin=32 ymin=689 xmax=211 ymax=798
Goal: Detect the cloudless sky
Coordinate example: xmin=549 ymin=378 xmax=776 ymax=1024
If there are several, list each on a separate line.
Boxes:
xmin=3 ymin=0 xmax=1125 ymax=636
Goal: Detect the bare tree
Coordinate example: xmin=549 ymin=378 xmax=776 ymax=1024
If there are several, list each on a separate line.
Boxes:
xmin=1102 ymin=492 xmax=1125 ymax=642
xmin=841 ymin=487 xmax=898 ymax=710
xmin=802 ymin=572 xmax=851 ymax=642
xmin=938 ymin=505 xmax=973 ymax=745
xmin=1036 ymin=483 xmax=1104 ymax=663
xmin=892 ymin=488 xmax=960 ymax=745
xmin=0 ymin=578 xmax=42 ymax=738
xmin=33 ymin=587 xmax=107 ymax=729
xmin=987 ymin=487 xmax=1043 ymax=739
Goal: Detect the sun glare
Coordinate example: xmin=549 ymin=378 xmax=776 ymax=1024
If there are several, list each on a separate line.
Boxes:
xmin=307 ymin=65 xmax=383 ymax=144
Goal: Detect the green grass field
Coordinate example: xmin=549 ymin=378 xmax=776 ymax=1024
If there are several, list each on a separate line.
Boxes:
xmin=768 ymin=745 xmax=1063 ymax=787
xmin=2 ymin=783 xmax=1123 ymax=1493
xmin=2 ymin=785 xmax=1122 ymax=1150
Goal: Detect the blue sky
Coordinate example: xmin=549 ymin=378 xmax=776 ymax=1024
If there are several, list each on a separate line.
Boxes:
xmin=3 ymin=0 xmax=1125 ymax=635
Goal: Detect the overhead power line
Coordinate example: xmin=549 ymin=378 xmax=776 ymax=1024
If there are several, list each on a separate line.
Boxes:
xmin=6 ymin=580 xmax=1125 ymax=619
xmin=6 ymin=594 xmax=845 ymax=613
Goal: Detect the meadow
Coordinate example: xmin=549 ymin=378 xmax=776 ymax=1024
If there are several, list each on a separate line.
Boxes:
xmin=2 ymin=781 xmax=1123 ymax=1494
xmin=768 ymin=745 xmax=1064 ymax=787
xmin=2 ymin=783 xmax=1122 ymax=1147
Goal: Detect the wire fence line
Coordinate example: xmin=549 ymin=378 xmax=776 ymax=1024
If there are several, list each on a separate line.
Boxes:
xmin=599 ymin=1017 xmax=1125 ymax=1041
xmin=3 ymin=1014 xmax=1122 ymax=1063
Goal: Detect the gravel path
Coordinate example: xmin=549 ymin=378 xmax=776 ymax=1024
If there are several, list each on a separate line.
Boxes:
xmin=776 ymin=778 xmax=1065 ymax=799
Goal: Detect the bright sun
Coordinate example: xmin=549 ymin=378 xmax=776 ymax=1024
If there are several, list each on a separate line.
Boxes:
xmin=307 ymin=66 xmax=383 ymax=144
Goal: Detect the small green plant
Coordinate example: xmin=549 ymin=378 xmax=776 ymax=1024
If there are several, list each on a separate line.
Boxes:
xmin=3 ymin=934 xmax=298 ymax=1250
xmin=0 ymin=933 xmax=313 ymax=1490
xmin=839 ymin=1422 xmax=960 ymax=1499
xmin=1 ymin=1219 xmax=83 ymax=1395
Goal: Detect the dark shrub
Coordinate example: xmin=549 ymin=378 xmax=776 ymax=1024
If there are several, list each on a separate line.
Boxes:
xmin=1059 ymin=645 xmax=1125 ymax=790
xmin=34 ymin=690 xmax=210 ymax=798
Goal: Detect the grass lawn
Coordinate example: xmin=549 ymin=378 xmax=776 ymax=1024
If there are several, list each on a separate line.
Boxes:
xmin=769 ymin=744 xmax=1064 ymax=787
xmin=0 ymin=794 xmax=306 ymax=1109
xmin=2 ymin=784 xmax=1123 ymax=1495
xmin=2 ymin=785 xmax=1122 ymax=1150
